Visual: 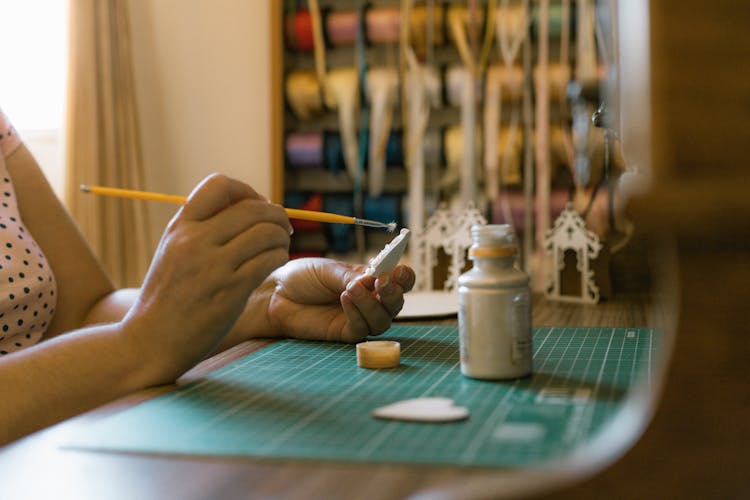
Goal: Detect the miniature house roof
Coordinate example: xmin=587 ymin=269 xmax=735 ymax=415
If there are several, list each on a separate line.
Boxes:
xmin=544 ymin=203 xmax=602 ymax=258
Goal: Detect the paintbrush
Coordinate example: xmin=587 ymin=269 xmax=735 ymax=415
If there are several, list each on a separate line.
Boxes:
xmin=80 ymin=185 xmax=397 ymax=232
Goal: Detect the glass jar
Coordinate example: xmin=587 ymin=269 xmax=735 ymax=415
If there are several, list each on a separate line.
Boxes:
xmin=458 ymin=224 xmax=532 ymax=379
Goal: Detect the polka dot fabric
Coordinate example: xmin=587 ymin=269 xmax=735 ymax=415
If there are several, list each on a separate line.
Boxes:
xmin=0 ymin=110 xmax=57 ymax=355
xmin=0 ymin=109 xmax=20 ymax=157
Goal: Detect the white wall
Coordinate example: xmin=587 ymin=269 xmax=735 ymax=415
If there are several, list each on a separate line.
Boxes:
xmin=128 ymin=0 xmax=273 ymax=248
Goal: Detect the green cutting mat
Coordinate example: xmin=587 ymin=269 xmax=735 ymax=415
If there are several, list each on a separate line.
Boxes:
xmin=66 ymin=325 xmax=657 ymax=467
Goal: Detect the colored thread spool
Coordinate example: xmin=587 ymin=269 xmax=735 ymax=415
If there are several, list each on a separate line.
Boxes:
xmin=484 ymin=69 xmax=524 ymax=136
xmin=442 ymin=124 xmax=481 ymax=191
xmin=366 ymin=7 xmax=401 ymax=44
xmin=533 ymin=63 xmax=571 ymax=103
xmin=364 ymin=194 xmax=400 ymax=228
xmin=496 ymin=127 xmax=524 ymax=185
xmin=323 ymin=131 xmax=403 ymax=173
xmin=323 ymin=195 xmax=355 ymax=253
xmin=444 ymin=65 xmax=480 ymax=108
xmin=490 ymin=189 xmax=569 ymax=230
xmin=284 ymin=9 xmax=315 ymax=51
xmin=356 ymin=340 xmax=401 ymax=369
xmin=285 ymin=132 xmax=323 ymax=168
xmin=385 ymin=131 xmax=403 ymax=166
xmin=423 ymin=129 xmax=443 ymax=168
xmin=284 ymin=192 xmax=324 ymax=232
xmin=323 ymin=131 xmax=346 ymax=173
xmin=285 ymin=70 xmax=323 ymax=120
xmin=326 ymin=10 xmax=359 ymax=46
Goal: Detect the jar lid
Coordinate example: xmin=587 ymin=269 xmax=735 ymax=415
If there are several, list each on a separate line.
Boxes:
xmin=468 ymin=246 xmax=518 ymax=257
xmin=469 ymin=224 xmax=519 ymax=255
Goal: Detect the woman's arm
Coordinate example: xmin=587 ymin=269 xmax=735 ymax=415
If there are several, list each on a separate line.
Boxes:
xmin=0 ymin=151 xmax=292 ymax=443
xmin=5 ymin=145 xmax=130 ymax=333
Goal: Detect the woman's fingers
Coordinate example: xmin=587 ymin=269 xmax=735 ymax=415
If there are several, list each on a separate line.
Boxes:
xmin=205 ymin=197 xmax=292 ymax=245
xmin=339 ymin=265 xmax=415 ymax=341
xmin=226 ymin=221 xmax=290 ymax=273
xmin=181 ymin=173 xmax=265 ymax=221
xmin=375 ymin=266 xmax=415 ymax=316
xmin=341 ymin=277 xmax=393 ymax=338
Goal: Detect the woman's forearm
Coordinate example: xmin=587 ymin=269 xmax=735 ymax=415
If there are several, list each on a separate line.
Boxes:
xmin=83 ymin=288 xmax=140 ymax=326
xmin=0 ymin=321 xmax=154 ymax=445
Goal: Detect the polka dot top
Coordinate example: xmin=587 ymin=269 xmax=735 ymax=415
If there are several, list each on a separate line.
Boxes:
xmin=0 ymin=109 xmax=58 ymax=355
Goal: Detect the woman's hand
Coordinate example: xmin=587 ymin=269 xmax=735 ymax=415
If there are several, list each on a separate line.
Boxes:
xmin=262 ymin=257 xmax=416 ymax=343
xmin=122 ymin=174 xmax=292 ymax=384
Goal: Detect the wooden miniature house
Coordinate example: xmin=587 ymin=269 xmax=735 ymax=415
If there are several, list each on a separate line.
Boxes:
xmin=411 ymin=204 xmax=486 ymax=292
xmin=544 ymin=203 xmax=602 ymax=303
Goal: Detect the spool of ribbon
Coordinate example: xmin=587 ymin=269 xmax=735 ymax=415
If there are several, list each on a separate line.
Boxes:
xmin=323 ymin=131 xmax=346 ymax=173
xmin=364 ymin=194 xmax=400 ymax=227
xmin=323 ymin=131 xmax=402 ymax=173
xmin=496 ymin=127 xmax=524 ymax=185
xmin=490 ymin=189 xmax=569 ymax=230
xmin=284 ymin=9 xmax=315 ymax=52
xmin=385 ymin=130 xmax=404 ymax=166
xmin=442 ymin=124 xmax=481 ymax=193
xmin=285 ymin=132 xmax=323 ymax=168
xmin=323 ymin=194 xmax=356 ymax=253
xmin=323 ymin=67 xmax=360 ymax=179
xmin=366 ymin=66 xmax=399 ymax=198
xmin=534 ymin=62 xmax=571 ymax=103
xmin=366 ymin=7 xmax=401 ymax=44
xmin=285 ymin=70 xmax=323 ymax=120
xmin=444 ymin=65 xmax=474 ymax=108
xmin=422 ymin=129 xmax=443 ymax=170
xmin=485 ymin=64 xmax=524 ymax=102
xmin=326 ymin=9 xmax=359 ymax=46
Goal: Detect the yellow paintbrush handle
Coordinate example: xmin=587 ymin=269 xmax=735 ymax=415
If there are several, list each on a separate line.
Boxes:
xmin=83 ymin=185 xmax=187 ymax=204
xmin=81 ymin=185 xmax=358 ymax=225
xmin=283 ymin=208 xmax=355 ymax=225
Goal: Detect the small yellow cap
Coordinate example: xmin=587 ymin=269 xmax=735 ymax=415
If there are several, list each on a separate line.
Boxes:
xmin=356 ymin=340 xmax=401 ymax=369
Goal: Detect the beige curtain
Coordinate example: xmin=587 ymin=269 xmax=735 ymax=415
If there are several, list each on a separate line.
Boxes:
xmin=64 ymin=0 xmax=151 ymax=288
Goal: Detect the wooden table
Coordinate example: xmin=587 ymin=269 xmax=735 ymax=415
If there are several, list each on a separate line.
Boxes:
xmin=0 ymin=293 xmax=665 ymax=500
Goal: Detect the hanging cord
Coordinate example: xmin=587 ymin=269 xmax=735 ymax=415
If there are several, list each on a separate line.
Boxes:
xmin=479 ymin=0 xmax=497 ymax=75
xmin=593 ymin=0 xmax=618 ymax=233
xmin=354 ymin=2 xmax=369 ymax=259
xmin=447 ymin=3 xmax=495 ymax=77
xmin=489 ymin=0 xmax=528 ymax=224
xmin=556 ymin=0 xmax=578 ymax=187
xmin=308 ymin=0 xmax=327 ymax=90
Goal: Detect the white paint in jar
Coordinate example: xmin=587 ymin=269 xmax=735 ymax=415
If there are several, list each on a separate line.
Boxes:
xmin=458 ymin=224 xmax=532 ymax=379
